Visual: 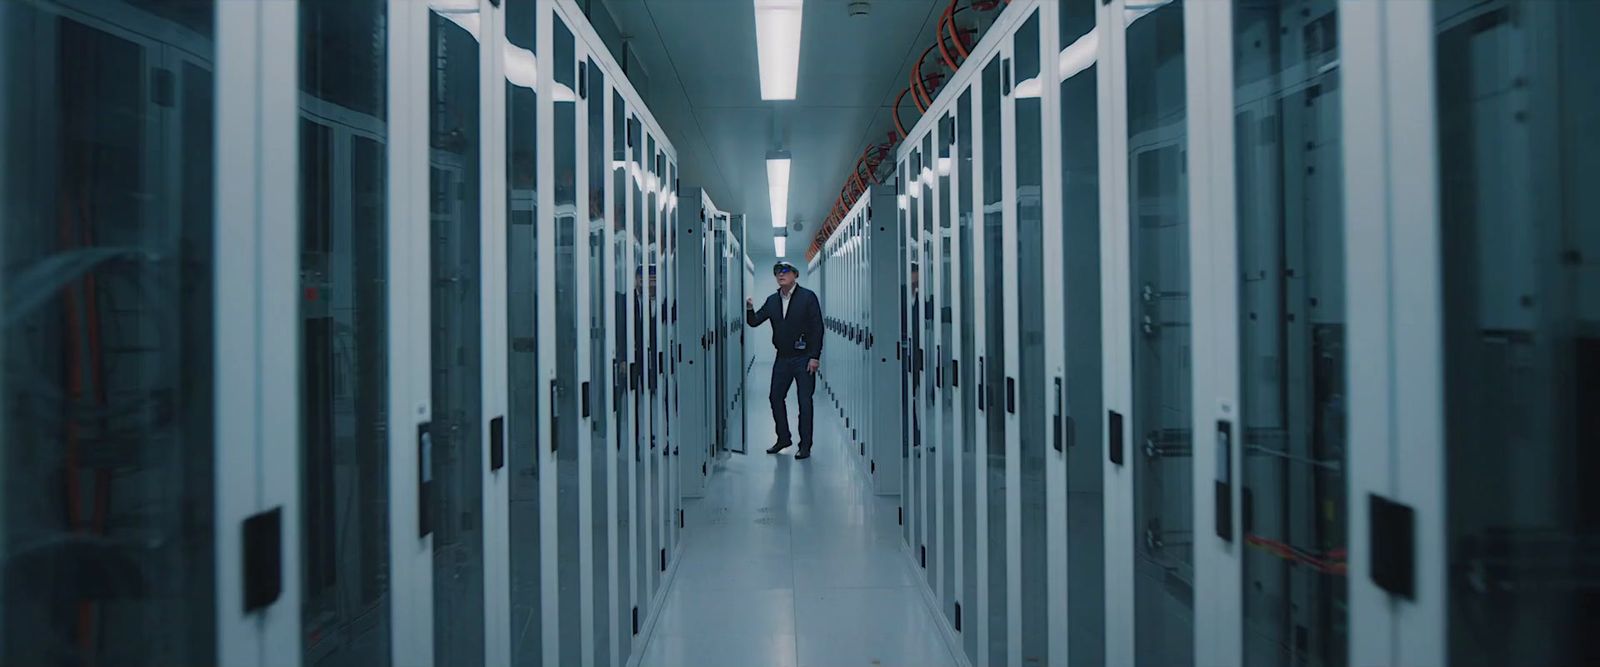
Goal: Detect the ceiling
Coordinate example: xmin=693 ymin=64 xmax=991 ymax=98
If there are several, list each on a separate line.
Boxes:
xmin=601 ymin=0 xmax=947 ymax=269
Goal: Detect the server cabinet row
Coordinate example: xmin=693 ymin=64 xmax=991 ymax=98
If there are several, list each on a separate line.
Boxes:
xmin=676 ymin=190 xmax=752 ymax=498
xmin=880 ymin=0 xmax=1597 ymax=666
xmin=0 ymin=0 xmax=702 ymax=666
xmin=811 ymin=189 xmax=902 ymax=496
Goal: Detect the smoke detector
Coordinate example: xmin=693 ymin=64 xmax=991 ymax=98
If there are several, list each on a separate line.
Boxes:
xmin=848 ymin=1 xmax=870 ymax=17
xmin=790 ymin=220 xmax=805 ymax=233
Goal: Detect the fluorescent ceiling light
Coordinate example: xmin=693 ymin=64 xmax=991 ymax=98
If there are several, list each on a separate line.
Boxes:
xmin=937 ymin=156 xmax=952 ymax=175
xmin=774 ymin=236 xmax=787 ymax=257
xmin=754 ymin=0 xmax=804 ymax=100
xmin=554 ymin=83 xmax=577 ymax=102
xmin=767 ymin=156 xmax=791 ymax=228
xmin=1059 ymin=28 xmax=1099 ymax=83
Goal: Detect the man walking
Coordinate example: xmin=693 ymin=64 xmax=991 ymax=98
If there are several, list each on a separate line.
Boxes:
xmin=746 ymin=261 xmax=824 ymax=459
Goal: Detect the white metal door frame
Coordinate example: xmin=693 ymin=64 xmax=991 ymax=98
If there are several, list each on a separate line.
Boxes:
xmin=480 ymin=2 xmax=513 ymax=665
xmin=390 ymin=0 xmax=436 ymax=661
xmin=1340 ymin=2 xmax=1446 ymax=665
xmin=1184 ymin=1 xmax=1243 ymax=665
xmin=216 ymin=3 xmax=303 ymax=664
xmin=1099 ymin=0 xmax=1135 ymax=664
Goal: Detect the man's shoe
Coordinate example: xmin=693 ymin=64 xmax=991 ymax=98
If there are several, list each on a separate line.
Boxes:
xmin=795 ymin=448 xmax=812 ymax=460
xmin=766 ymin=441 xmax=792 ymax=454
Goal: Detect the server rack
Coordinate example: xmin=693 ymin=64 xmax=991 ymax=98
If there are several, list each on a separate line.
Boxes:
xmin=0 ymin=0 xmax=745 ymax=665
xmin=867 ymin=0 xmax=1597 ymax=666
xmin=675 ymin=188 xmax=748 ymax=499
xmin=812 ymin=187 xmax=901 ymax=497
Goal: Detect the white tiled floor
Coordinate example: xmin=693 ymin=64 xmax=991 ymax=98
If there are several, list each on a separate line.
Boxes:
xmin=637 ymin=358 xmax=958 ymax=667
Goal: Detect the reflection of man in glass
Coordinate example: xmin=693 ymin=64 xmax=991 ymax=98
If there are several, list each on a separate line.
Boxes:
xmin=746 ymin=262 xmax=825 ymax=459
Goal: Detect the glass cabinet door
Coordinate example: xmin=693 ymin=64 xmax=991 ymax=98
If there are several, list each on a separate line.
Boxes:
xmin=586 ymin=57 xmax=611 ymax=667
xmin=644 ymin=137 xmax=660 ymax=603
xmin=1058 ymin=1 xmax=1105 ymax=665
xmin=630 ymin=113 xmax=647 ymax=627
xmin=915 ymin=145 xmax=928 ymax=563
xmin=610 ymin=88 xmax=633 ymax=664
xmin=899 ymin=159 xmax=913 ymax=549
xmin=504 ymin=2 xmax=541 ymax=665
xmin=1 ymin=2 xmax=219 ymax=664
xmin=956 ymin=85 xmax=981 ymax=665
xmin=938 ymin=111 xmax=957 ymax=626
xmin=1124 ymin=1 xmax=1193 ymax=666
xmin=979 ymin=54 xmax=1008 ymax=667
xmin=428 ymin=5 xmax=486 ymax=665
xmin=1011 ymin=11 xmax=1050 ymax=667
xmin=551 ymin=17 xmax=582 ymax=667
xmin=298 ymin=1 xmax=393 ymax=665
xmin=504 ymin=2 xmax=542 ymax=665
xmin=1433 ymin=1 xmax=1597 ymax=664
xmin=919 ymin=131 xmax=936 ymax=592
xmin=1232 ymin=2 xmax=1347 ymax=666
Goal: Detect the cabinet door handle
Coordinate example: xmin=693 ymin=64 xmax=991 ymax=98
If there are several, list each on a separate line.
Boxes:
xmin=549 ymin=380 xmax=560 ymax=452
xmin=1215 ymin=419 xmax=1233 ymax=541
xmin=1052 ymin=377 xmax=1064 ymax=452
xmin=1108 ymin=409 xmax=1124 ymax=465
xmin=418 ymin=422 xmax=433 ymax=537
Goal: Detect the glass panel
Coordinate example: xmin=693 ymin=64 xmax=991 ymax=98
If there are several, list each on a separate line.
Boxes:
xmin=552 ymin=18 xmax=582 ymax=667
xmin=1011 ymin=12 xmax=1050 ymax=667
xmin=1125 ymin=2 xmax=1192 ymax=666
xmin=504 ymin=1 xmax=541 ymax=664
xmin=611 ymin=89 xmax=632 ymax=661
xmin=915 ymin=143 xmax=928 ymax=563
xmin=1 ymin=2 xmax=217 ymax=664
xmin=1435 ymin=1 xmax=1597 ymax=664
xmin=1060 ymin=1 xmax=1104 ymax=666
xmin=586 ymin=58 xmax=611 ymax=667
xmin=899 ymin=159 xmax=913 ymax=548
xmin=919 ymin=131 xmax=934 ymax=591
xmin=630 ymin=114 xmax=646 ymax=619
xmin=981 ymin=55 xmax=1008 ymax=667
xmin=299 ymin=1 xmax=392 ymax=664
xmin=664 ymin=161 xmax=677 ymax=556
xmin=1231 ymin=2 xmax=1345 ymax=666
xmin=938 ymin=110 xmax=957 ymax=625
xmin=645 ymin=136 xmax=660 ymax=601
xmin=957 ymin=85 xmax=980 ymax=665
xmin=428 ymin=8 xmax=484 ymax=665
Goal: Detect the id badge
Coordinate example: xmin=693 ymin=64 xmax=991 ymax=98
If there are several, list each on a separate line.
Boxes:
xmin=794 ymin=337 xmax=807 ymax=351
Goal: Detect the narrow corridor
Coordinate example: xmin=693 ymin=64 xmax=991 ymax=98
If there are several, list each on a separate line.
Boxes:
xmin=637 ymin=356 xmax=958 ymax=667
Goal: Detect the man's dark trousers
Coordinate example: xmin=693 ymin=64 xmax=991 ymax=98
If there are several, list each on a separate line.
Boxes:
xmin=770 ymin=355 xmax=816 ymax=449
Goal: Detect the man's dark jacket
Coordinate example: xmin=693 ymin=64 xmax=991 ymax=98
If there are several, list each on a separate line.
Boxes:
xmin=746 ymin=285 xmax=824 ymax=360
